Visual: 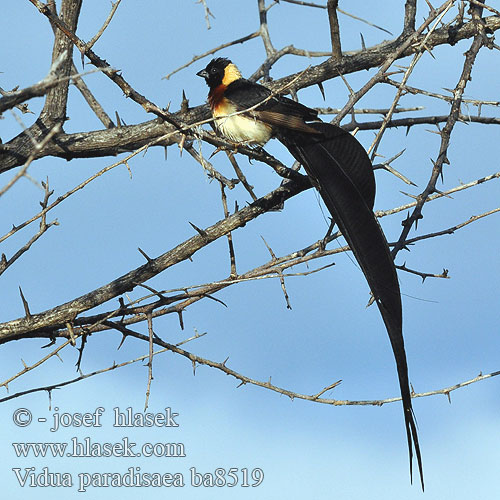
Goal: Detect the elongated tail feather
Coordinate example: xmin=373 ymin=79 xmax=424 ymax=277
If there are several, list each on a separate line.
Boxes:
xmin=279 ymin=122 xmax=424 ymax=490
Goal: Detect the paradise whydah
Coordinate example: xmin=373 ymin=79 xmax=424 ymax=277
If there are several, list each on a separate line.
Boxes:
xmin=198 ymin=57 xmax=424 ymax=490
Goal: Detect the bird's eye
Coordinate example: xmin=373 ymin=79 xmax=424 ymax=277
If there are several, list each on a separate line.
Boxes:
xmin=210 ymin=67 xmax=218 ymax=74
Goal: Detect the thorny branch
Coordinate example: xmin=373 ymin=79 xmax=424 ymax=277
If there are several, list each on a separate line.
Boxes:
xmin=2 ymin=321 xmax=498 ymax=406
xmin=392 ymin=3 xmax=488 ymax=257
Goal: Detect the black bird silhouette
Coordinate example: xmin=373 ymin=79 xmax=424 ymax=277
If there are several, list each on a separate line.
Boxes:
xmin=197 ymin=57 xmax=423 ymax=489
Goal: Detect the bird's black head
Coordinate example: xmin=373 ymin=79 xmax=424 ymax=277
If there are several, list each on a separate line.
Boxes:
xmin=196 ymin=58 xmax=241 ymax=89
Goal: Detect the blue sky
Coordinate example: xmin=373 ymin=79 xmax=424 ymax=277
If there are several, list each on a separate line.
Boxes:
xmin=1 ymin=1 xmax=499 ymax=498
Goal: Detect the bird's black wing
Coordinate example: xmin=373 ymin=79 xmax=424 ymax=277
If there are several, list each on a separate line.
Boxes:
xmin=224 ymin=79 xmax=320 ymax=135
xmin=279 ymin=123 xmax=423 ymax=490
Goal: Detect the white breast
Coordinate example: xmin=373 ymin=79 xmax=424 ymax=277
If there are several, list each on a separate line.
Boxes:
xmin=214 ymin=112 xmax=272 ymax=145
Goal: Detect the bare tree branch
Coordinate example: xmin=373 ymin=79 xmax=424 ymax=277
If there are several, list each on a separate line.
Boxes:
xmin=327 ymin=0 xmax=342 ymax=61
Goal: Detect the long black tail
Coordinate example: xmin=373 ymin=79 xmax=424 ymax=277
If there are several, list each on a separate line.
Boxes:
xmin=279 ymin=122 xmax=424 ymax=490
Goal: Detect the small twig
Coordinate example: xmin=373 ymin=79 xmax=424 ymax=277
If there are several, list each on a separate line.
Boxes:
xmin=185 ymin=143 xmax=238 ymax=188
xmin=144 ymin=313 xmax=154 ymax=411
xmin=347 ymin=113 xmax=500 ymax=132
xmin=375 ymin=158 xmax=416 ymax=187
xmin=376 ymin=170 xmax=500 ymax=218
xmin=225 ymin=152 xmax=257 ymax=200
xmin=163 ymin=31 xmax=260 ymax=80
xmin=317 ymin=106 xmax=425 ymax=115
xmin=0 ymin=180 xmax=58 ymax=275
xmin=400 ymin=208 xmax=500 ymax=247
xmin=261 ymin=236 xmax=292 ymax=309
xmin=0 ymin=86 xmax=32 ymax=114
xmin=0 ymin=123 xmax=61 ymax=198
xmin=71 ymin=62 xmax=114 ymax=128
xmin=85 ymin=0 xmax=122 ymax=51
xmin=0 ymin=339 xmax=73 ymax=390
xmin=220 ymin=182 xmax=237 ymax=277
xmin=312 ymin=380 xmax=343 ymax=400
xmin=396 ymin=263 xmax=449 ymax=282
xmin=197 ymin=0 xmax=215 ymax=30
xmin=280 ymin=0 xmax=394 ymax=34
xmin=383 ymin=78 xmax=500 ymax=107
